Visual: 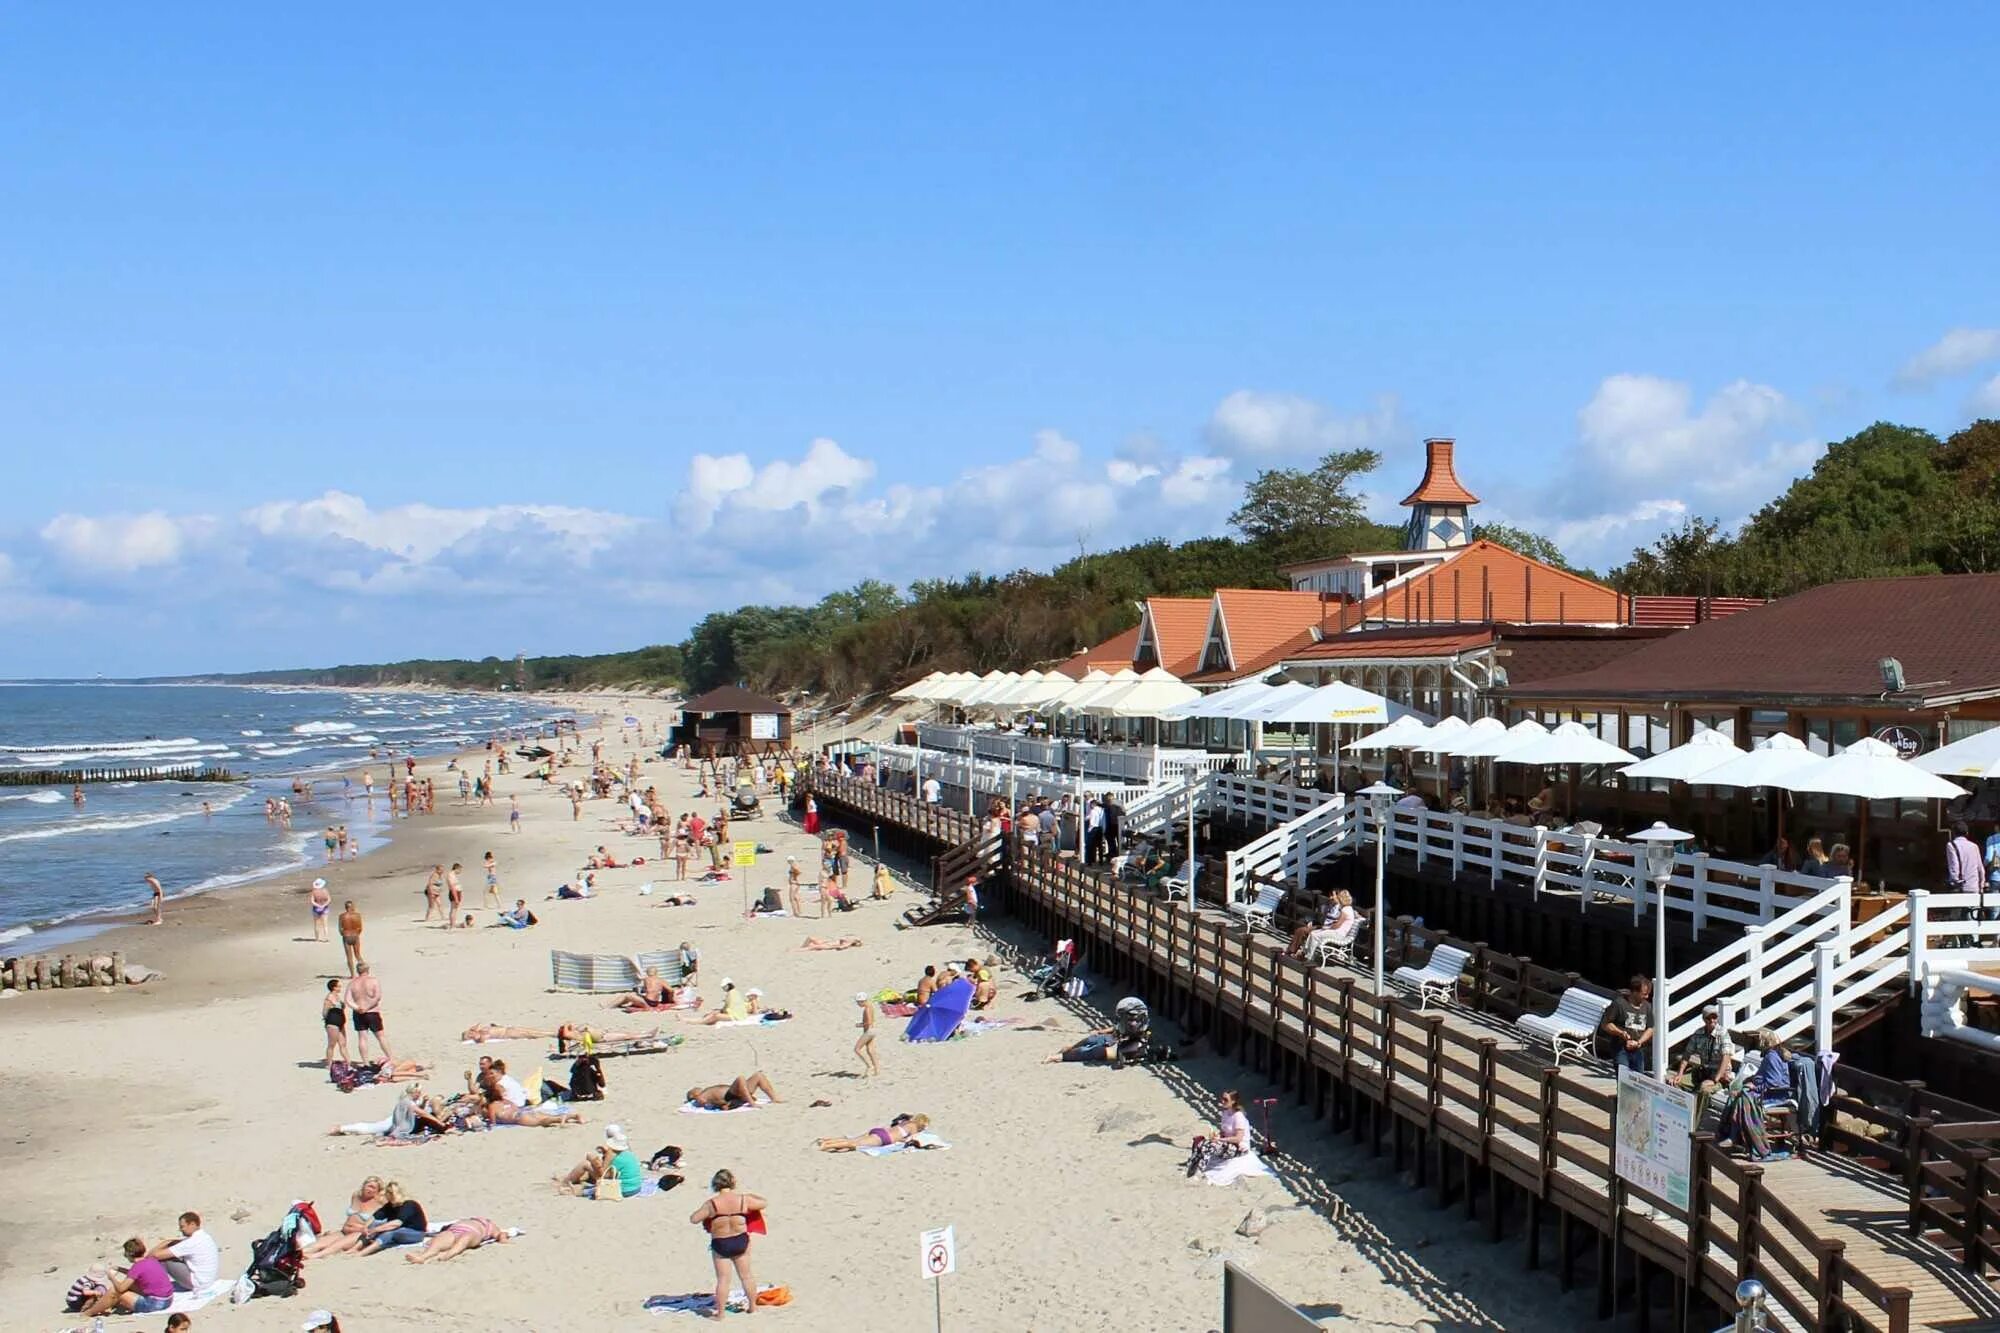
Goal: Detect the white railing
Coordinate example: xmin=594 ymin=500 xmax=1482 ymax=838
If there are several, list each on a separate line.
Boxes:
xmin=1122 ymin=774 xmax=1202 ymax=840
xmin=1208 ymin=774 xmax=1328 ymax=827
xmin=1227 ymin=796 xmax=1355 ymax=901
xmin=1661 ymin=879 xmax=1852 ymax=1048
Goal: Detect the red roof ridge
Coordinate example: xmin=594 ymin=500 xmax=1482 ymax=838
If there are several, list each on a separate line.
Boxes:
xmin=1400 ymin=438 xmax=1480 ymax=506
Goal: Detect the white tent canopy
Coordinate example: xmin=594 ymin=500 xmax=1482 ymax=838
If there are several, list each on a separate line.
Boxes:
xmin=892 ymin=670 xmax=947 ymax=702
xmin=1056 ymin=667 xmax=1138 ymax=713
xmin=1778 ymin=736 xmax=1966 ymax=800
xmin=975 ymin=669 xmax=1049 ymax=710
xmin=1159 ymin=678 xmax=1280 ymax=720
xmin=1427 ymin=716 xmax=1507 ymax=755
xmin=1914 ymin=726 xmax=2000 ymax=780
xmin=952 ymin=671 xmax=1018 ymax=707
xmin=1238 ymin=680 xmax=1403 ymax=726
xmin=1447 ymin=718 xmax=1549 ymax=759
xmin=1100 ymin=668 xmax=1201 ymax=718
xmin=1495 ymin=720 xmax=1638 ymax=768
xmin=1697 ymin=734 xmax=1824 ymax=790
xmin=1619 ymin=729 xmax=1746 ymax=782
xmin=1007 ymin=670 xmax=1075 ymax=711
xmin=1047 ymin=668 xmax=1109 ymax=709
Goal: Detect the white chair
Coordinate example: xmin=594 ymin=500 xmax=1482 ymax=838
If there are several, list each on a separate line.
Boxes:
xmin=1306 ymin=917 xmax=1364 ymax=967
xmin=1229 ymin=883 xmax=1285 ymax=934
xmin=1162 ymin=857 xmax=1202 ymax=899
xmin=1517 ymin=986 xmax=1615 ymax=1066
xmin=1390 ymin=943 xmax=1470 ymax=1012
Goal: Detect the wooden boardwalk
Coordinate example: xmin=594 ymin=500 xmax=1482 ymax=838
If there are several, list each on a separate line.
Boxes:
xmin=810 ymin=772 xmax=2000 ymax=1333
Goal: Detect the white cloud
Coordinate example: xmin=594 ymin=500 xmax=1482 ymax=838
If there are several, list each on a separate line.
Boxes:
xmin=675 ymin=437 xmax=876 ymax=532
xmin=1970 ymin=372 xmax=2000 ymax=417
xmin=1546 ymin=499 xmax=1689 ymax=552
xmin=1577 ymin=374 xmax=1794 ymax=485
xmin=1204 ymin=389 xmax=1401 ymax=459
xmin=40 ymin=511 xmax=193 ymax=574
xmin=1896 ymin=327 xmax=2000 ymax=388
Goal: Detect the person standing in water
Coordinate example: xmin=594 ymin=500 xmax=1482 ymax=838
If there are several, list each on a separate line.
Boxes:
xmin=144 ymin=872 xmax=164 ymax=926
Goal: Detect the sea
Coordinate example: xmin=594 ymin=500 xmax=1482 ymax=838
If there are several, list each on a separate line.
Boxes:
xmin=0 ymin=683 xmax=567 ymax=946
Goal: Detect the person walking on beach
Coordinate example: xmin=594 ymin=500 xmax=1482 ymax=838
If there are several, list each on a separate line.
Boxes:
xmin=363 ymin=769 xmax=373 ymax=801
xmin=144 ymin=872 xmax=164 ymax=926
xmin=445 ymin=863 xmax=464 ymax=928
xmin=310 ymin=877 xmax=332 ymax=941
xmin=483 ymin=851 xmax=501 ymax=907
xmin=338 ymin=900 xmax=365 ymax=975
xmin=322 ymin=977 xmax=351 ymax=1067
xmin=346 ymin=962 xmax=394 ymax=1063
xmin=510 ymin=795 xmax=522 ymax=833
xmin=690 ymin=1169 xmax=766 ymax=1320
xmin=853 ymin=992 xmax=880 ymax=1077
xmin=323 ymin=825 xmax=338 ymax=865
xmin=340 ymin=824 xmax=355 ymax=860
xmin=419 ymin=863 xmax=443 ymax=922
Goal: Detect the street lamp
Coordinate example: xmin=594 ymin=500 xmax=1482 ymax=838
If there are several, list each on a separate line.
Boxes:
xmin=1630 ymin=820 xmax=1693 ymax=1079
xmin=1358 ymin=781 xmax=1401 ymax=994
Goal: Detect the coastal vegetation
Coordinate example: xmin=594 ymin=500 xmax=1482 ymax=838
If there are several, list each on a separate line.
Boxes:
xmin=204 ymin=418 xmax=1999 ymax=702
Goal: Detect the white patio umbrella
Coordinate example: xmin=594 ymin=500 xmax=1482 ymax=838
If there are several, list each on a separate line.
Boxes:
xmin=954 ymin=671 xmax=1020 ymax=708
xmin=1009 ymin=670 xmax=1076 ymax=712
xmin=1048 ymin=668 xmax=1109 ymax=706
xmin=925 ymin=671 xmax=983 ymax=704
xmin=1914 ymin=727 xmax=2000 ymax=780
xmin=1619 ymin=728 xmax=1746 ymax=782
xmin=1445 ymin=718 xmax=1548 ymax=759
xmin=1345 ymin=714 xmax=1435 ymax=752
xmin=1426 ymin=716 xmax=1507 ymax=755
xmin=1697 ymin=733 xmax=1823 ymax=789
xmin=973 ymin=669 xmax=1046 ymax=712
xmin=1412 ymin=716 xmax=1471 ymax=752
xmin=1238 ymin=679 xmax=1401 ymax=726
xmin=1495 ymin=720 xmax=1638 ymax=769
xmin=1778 ymin=737 xmax=1966 ymax=879
xmin=1105 ymin=668 xmax=1201 ymax=718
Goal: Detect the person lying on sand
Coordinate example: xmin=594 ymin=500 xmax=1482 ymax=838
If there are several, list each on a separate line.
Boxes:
xmin=482 ymin=1086 xmax=581 ymax=1127
xmin=817 ymin=1113 xmax=931 ymax=1153
xmin=328 ymin=1085 xmax=459 ymax=1137
xmin=653 ymin=891 xmax=699 ymax=907
xmin=800 ymin=936 xmax=864 ymax=950
xmin=604 ymin=966 xmax=680 ymax=1012
xmin=460 ymin=1022 xmax=658 ymax=1046
xmin=685 ymin=978 xmax=750 ymax=1025
xmin=405 ymin=1216 xmax=511 ymax=1263
xmin=686 ymin=1071 xmax=782 ymax=1109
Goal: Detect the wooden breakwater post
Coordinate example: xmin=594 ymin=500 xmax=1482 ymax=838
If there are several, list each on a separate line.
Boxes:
xmin=1 ymin=951 xmax=127 ymax=990
xmin=0 ymin=764 xmax=239 ymax=787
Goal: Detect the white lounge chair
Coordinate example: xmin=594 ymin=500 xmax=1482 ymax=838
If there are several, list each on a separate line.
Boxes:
xmin=1229 ymin=883 xmax=1285 ymax=934
xmin=1391 ymin=943 xmax=1470 ymax=1012
xmin=1517 ymin=986 xmax=1615 ymax=1066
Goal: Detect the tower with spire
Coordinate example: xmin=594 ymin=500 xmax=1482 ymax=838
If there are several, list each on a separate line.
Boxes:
xmin=1400 ymin=437 xmax=1479 ymax=552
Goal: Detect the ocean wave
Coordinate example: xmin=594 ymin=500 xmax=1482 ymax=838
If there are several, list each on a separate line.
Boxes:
xmin=4 ymin=742 xmax=233 ymax=768
xmin=348 ymin=734 xmax=381 ymax=744
xmin=0 ymin=735 xmax=201 ymax=754
xmin=361 ymin=708 xmax=392 ymax=715
xmin=0 ymin=790 xmax=65 ymax=804
xmin=252 ymin=744 xmax=312 ymax=757
xmin=0 ymin=808 xmax=195 ymax=844
xmin=0 ymin=924 xmax=32 ymax=946
xmin=292 ymin=721 xmax=356 ymax=735
xmin=241 ymin=729 xmax=264 ymax=737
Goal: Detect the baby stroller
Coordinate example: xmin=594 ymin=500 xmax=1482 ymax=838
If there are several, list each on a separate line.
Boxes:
xmin=232 ymin=1200 xmax=322 ymax=1302
xmin=1028 ymin=939 xmax=1083 ymax=998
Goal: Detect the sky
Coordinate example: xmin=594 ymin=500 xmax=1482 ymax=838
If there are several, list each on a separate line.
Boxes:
xmin=3 ymin=6 xmax=1999 ymax=676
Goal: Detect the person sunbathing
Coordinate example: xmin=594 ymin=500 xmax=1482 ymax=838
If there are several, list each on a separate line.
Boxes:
xmin=461 ymin=1022 xmax=657 ymax=1046
xmin=303 ymin=1177 xmax=386 ymax=1258
xmin=604 ymin=966 xmax=680 ymax=1011
xmin=484 ymin=1091 xmax=582 ymax=1127
xmin=685 ymin=978 xmax=750 ymax=1025
xmin=800 ymin=936 xmax=864 ymax=950
xmin=653 ymin=891 xmax=699 ymax=907
xmin=405 ymin=1216 xmax=510 ymax=1264
xmin=555 ymin=1021 xmax=662 ymax=1052
xmin=327 ymin=1085 xmax=454 ymax=1137
xmin=817 ymin=1113 xmax=931 ymax=1152
xmin=685 ymin=1071 xmax=782 ymax=1109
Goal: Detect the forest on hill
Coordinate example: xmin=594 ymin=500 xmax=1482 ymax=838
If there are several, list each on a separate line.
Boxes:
xmin=204 ymin=418 xmax=2000 ymax=701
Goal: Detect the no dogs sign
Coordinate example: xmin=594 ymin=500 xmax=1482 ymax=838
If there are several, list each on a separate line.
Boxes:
xmin=920 ymin=1224 xmax=956 ymax=1279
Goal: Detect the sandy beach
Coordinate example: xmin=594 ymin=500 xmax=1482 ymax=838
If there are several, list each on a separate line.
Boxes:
xmin=0 ymin=696 xmax=1592 ymax=1331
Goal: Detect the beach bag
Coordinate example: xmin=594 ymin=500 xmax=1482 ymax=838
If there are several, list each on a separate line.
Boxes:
xmin=595 ymin=1173 xmax=624 ymax=1203
xmin=755 ymin=1286 xmax=792 ymax=1307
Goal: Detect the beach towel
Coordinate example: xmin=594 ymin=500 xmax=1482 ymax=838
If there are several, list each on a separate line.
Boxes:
xmin=167 ymin=1278 xmax=236 ymax=1314
xmin=644 ymin=1284 xmax=782 ymax=1316
xmin=857 ymin=1132 xmax=952 ymax=1156
xmin=904 ymin=977 xmax=974 ymax=1042
xmin=955 ymin=1017 xmax=1022 ymax=1037
xmin=1203 ymin=1151 xmax=1272 ymax=1187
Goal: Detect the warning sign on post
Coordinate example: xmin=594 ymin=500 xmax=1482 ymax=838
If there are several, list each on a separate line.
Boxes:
xmin=732 ymin=841 xmax=757 ymax=867
xmin=919 ymin=1224 xmax=955 ymax=1280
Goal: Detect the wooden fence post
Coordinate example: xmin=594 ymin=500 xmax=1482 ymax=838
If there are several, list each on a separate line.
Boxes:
xmin=1736 ymin=1164 xmax=1765 ymax=1284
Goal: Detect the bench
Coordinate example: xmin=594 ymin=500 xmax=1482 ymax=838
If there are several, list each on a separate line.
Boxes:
xmin=1162 ymin=857 xmax=1202 ymax=901
xmin=1391 ymin=943 xmax=1470 ymax=1012
xmin=549 ymin=949 xmax=688 ymax=993
xmin=1306 ymin=916 xmax=1365 ymax=968
xmin=1518 ymin=986 xmax=1615 ymax=1066
xmin=1228 ymin=883 xmax=1285 ymax=934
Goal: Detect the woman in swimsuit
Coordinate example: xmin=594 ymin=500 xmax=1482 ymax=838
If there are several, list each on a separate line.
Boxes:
xmin=310 ymin=878 xmax=332 ymax=942
xmin=322 ymin=977 xmax=351 ymax=1067
xmin=817 ymin=1113 xmax=929 ymax=1152
xmin=303 ymin=1176 xmax=385 ymax=1258
xmin=689 ymin=1169 xmax=766 ymax=1320
xmin=405 ymin=1216 xmax=508 ymax=1264
xmin=604 ymin=966 xmax=678 ymax=1012
xmin=799 ymin=937 xmax=864 ymax=950
xmin=684 ymin=1071 xmax=782 ymax=1109
xmin=483 ymin=1085 xmax=583 ymax=1127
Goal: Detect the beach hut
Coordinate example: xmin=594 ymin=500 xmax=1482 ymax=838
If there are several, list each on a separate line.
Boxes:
xmin=668 ymin=686 xmax=793 ymax=758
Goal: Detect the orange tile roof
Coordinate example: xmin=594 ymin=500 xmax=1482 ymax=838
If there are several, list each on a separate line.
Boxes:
xmin=1140 ymin=597 xmax=1212 ymax=676
xmin=1209 ymin=589 xmax=1330 ymax=677
xmin=1287 ymin=629 xmax=1493 ymax=662
xmin=1400 ymin=438 xmax=1480 ymax=506
xmin=1050 ymin=624 xmax=1141 ymax=679
xmin=1319 ymin=541 xmax=1625 ymax=630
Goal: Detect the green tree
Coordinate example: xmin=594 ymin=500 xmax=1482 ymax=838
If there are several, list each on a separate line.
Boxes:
xmin=1229 ymin=448 xmax=1382 ymax=543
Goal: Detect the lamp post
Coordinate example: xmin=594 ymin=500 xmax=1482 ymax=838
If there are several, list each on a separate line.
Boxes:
xmin=1358 ymin=781 xmax=1401 ymax=994
xmin=1631 ymin=820 xmax=1693 ymax=1079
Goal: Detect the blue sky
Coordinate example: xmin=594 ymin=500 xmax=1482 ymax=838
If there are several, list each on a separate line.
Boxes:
xmin=4 ymin=6 xmax=1998 ymax=675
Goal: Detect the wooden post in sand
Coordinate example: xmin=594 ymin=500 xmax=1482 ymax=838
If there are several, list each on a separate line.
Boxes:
xmin=109 ymin=951 xmax=125 ymax=985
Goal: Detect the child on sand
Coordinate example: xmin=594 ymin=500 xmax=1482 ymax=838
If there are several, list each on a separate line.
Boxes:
xmin=854 ymin=993 xmax=880 ymax=1077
